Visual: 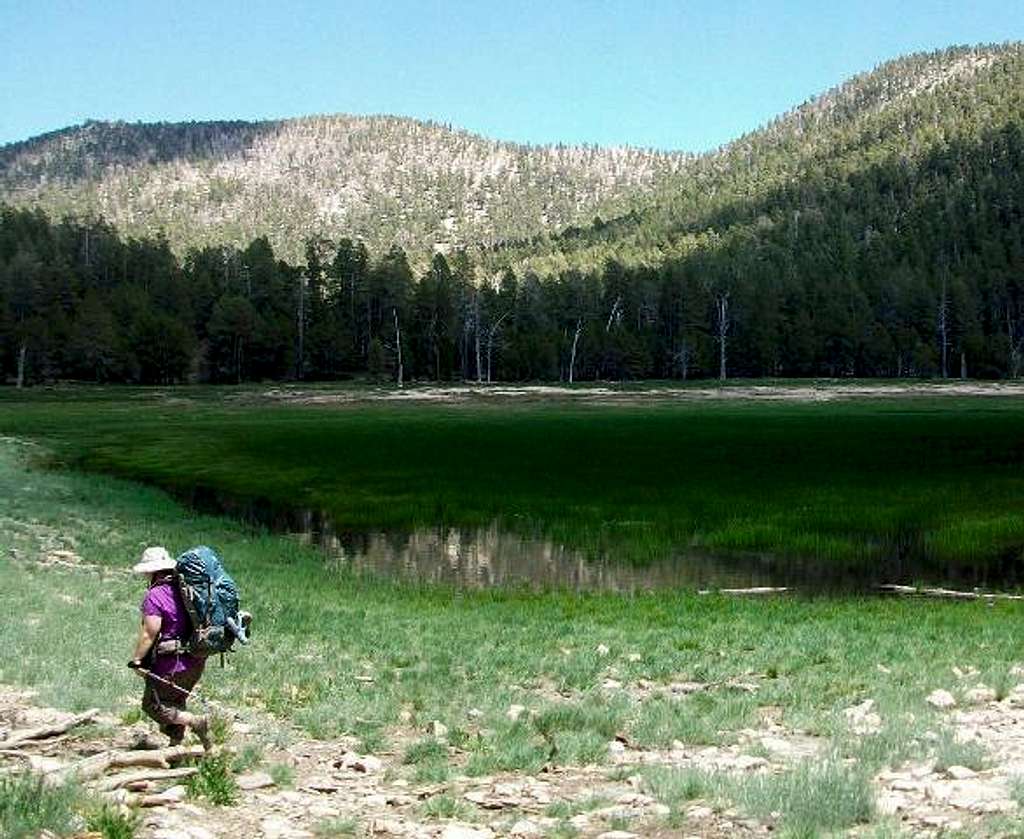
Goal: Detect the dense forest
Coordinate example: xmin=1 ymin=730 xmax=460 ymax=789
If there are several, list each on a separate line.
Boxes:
xmin=1 ymin=44 xmax=1023 ymax=384
xmin=0 ymin=116 xmax=684 ymax=261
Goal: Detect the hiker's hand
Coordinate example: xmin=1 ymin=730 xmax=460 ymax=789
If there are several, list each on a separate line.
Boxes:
xmin=128 ymin=659 xmax=143 ymax=670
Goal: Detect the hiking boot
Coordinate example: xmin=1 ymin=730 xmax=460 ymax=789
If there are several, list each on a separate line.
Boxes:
xmin=192 ymin=716 xmax=212 ymax=751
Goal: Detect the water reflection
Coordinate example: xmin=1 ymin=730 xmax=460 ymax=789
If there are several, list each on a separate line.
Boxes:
xmin=185 ymin=488 xmax=1024 ymax=592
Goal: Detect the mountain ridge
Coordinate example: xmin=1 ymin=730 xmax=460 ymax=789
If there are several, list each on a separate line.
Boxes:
xmin=0 ymin=113 xmax=689 ymax=262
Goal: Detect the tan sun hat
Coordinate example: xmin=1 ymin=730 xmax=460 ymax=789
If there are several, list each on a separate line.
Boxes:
xmin=132 ymin=546 xmax=176 ymax=575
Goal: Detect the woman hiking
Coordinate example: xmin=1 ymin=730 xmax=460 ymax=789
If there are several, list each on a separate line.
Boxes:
xmin=129 ymin=546 xmax=211 ymax=749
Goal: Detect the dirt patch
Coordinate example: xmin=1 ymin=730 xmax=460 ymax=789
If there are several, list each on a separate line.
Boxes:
xmin=252 ymin=381 xmax=1024 ymax=408
xmin=871 ymin=686 xmax=1024 ymax=835
xmin=0 ymin=685 xmax=766 ymax=838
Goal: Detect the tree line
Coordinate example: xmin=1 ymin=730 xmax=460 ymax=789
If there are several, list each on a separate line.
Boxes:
xmin=1 ymin=194 xmax=1022 ymax=387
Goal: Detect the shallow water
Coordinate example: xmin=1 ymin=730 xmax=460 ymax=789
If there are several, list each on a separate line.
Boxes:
xmin=184 ymin=487 xmax=1024 ymax=592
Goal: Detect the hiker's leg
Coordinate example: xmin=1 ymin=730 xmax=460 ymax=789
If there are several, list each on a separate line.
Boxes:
xmin=141 ymin=677 xmax=186 ymax=743
xmin=172 ymin=663 xmax=210 ymax=748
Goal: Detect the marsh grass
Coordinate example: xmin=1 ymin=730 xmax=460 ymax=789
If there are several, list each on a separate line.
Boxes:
xmin=0 ymin=772 xmax=82 ymax=839
xmin=231 ymin=743 xmax=265 ymax=774
xmin=268 ymin=761 xmax=296 ymax=788
xmin=631 ymin=692 xmax=756 ymax=747
xmin=208 ymin=713 xmax=232 ymax=746
xmin=642 ymin=765 xmax=718 ymax=809
xmin=185 ymin=753 xmax=238 ymax=806
xmin=3 ymin=433 xmax=1024 ymax=838
xmin=730 ymin=759 xmax=875 ymax=836
xmin=421 ymin=793 xmax=474 ymax=820
xmin=84 ymin=801 xmax=141 ymax=839
xmin=313 ymin=816 xmax=360 ymax=836
xmin=403 ymin=737 xmax=448 ymax=765
xmin=5 ymin=387 xmax=1024 ymax=567
xmin=933 ymin=732 xmax=991 ymax=773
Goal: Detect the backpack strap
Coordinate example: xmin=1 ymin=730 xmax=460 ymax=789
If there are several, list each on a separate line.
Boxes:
xmin=174 ymin=570 xmax=203 ymax=649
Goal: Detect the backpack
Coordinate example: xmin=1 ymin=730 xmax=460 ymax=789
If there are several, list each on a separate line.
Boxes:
xmin=175 ymin=545 xmax=250 ymax=657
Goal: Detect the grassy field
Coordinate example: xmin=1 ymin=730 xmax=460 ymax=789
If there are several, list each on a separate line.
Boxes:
xmin=4 ymin=427 xmax=1024 ymax=834
xmin=4 ymin=383 xmax=1024 ymax=834
xmin=2 ymin=384 xmax=1024 ymax=570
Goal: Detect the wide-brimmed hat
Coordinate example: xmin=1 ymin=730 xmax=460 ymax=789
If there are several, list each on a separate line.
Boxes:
xmin=132 ymin=546 xmax=176 ymax=575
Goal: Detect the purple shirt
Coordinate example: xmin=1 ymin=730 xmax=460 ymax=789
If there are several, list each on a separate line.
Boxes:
xmin=141 ymin=579 xmax=203 ymax=677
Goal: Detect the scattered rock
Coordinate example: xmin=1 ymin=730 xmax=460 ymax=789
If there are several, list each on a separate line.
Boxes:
xmin=843 ymin=699 xmax=882 ymax=734
xmin=627 ymin=653 xmax=642 ymax=662
xmin=506 ymin=704 xmax=526 ymax=722
xmin=152 ymin=830 xmax=193 ymax=839
xmin=237 ymin=771 xmax=276 ymax=791
xmin=304 ymin=776 xmax=342 ymax=792
xmin=946 ymin=765 xmax=978 ymax=780
xmin=260 ymin=816 xmax=314 ymax=839
xmin=965 ymin=686 xmax=997 ymax=704
xmin=596 ymin=644 xmax=610 ymax=657
xmin=607 ymin=740 xmax=626 ymax=754
xmin=686 ymin=805 xmax=714 ymax=819
xmin=596 ymin=832 xmax=638 ymax=839
xmin=602 ymin=679 xmax=622 ymax=690
xmin=440 ymin=826 xmax=494 ymax=839
xmin=467 ymin=708 xmax=484 ymax=720
xmin=426 ymin=720 xmax=448 ymax=738
xmin=668 ymin=682 xmax=706 ymax=695
xmin=334 ymin=751 xmax=383 ymax=774
xmin=614 ymin=792 xmax=654 ymax=806
xmin=927 ymin=689 xmax=957 ymax=709
xmin=508 ymin=820 xmax=541 ymax=836
xmin=369 ymin=818 xmax=407 ymax=835
xmin=27 ymin=755 xmax=65 ymax=773
xmin=731 ymin=754 xmax=768 ymax=771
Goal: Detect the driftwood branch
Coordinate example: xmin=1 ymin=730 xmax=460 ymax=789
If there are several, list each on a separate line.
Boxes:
xmin=0 ymin=709 xmax=98 ymax=749
xmin=97 ymin=765 xmax=198 ymax=792
xmin=53 ymin=745 xmax=204 ymax=783
xmin=877 ymin=584 xmax=1024 ymax=601
xmin=698 ymin=586 xmax=789 ymax=596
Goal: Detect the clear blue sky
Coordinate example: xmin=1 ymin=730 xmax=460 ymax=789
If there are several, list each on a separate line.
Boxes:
xmin=3 ymin=0 xmax=1023 ymax=152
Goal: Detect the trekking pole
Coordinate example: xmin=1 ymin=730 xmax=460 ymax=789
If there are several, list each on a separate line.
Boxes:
xmin=131 ymin=665 xmax=212 ymax=711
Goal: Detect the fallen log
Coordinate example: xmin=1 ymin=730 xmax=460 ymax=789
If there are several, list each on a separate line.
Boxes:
xmin=53 ymin=745 xmax=204 ymax=783
xmin=121 ymin=788 xmax=187 ymax=808
xmin=699 ymin=586 xmax=790 ymax=596
xmin=0 ymin=709 xmax=98 ymax=749
xmin=877 ymin=584 xmax=1024 ymax=601
xmin=96 ymin=766 xmax=198 ymax=792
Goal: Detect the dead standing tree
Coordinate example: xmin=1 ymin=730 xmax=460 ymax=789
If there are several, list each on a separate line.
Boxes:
xmin=393 ymin=306 xmax=404 ymax=388
xmin=714 ymin=290 xmax=730 ymax=381
xmin=485 ymin=309 xmax=512 ymax=383
xmin=568 ymin=316 xmax=584 ymax=384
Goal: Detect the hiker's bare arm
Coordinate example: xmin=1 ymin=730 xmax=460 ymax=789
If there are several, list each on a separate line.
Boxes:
xmin=131 ymin=614 xmax=162 ymax=663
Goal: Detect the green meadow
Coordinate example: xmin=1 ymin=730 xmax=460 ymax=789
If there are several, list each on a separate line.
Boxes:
xmin=2 ymin=384 xmax=1024 ymax=569
xmin=2 ymin=429 xmax=1024 ymax=835
xmin=4 ymin=385 xmax=1024 ymax=835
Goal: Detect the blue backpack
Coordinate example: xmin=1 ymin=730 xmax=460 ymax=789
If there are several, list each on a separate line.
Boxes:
xmin=175 ymin=546 xmax=250 ymax=656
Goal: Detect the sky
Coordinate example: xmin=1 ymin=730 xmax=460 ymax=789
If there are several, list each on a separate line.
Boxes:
xmin=3 ymin=0 xmax=1024 ymax=152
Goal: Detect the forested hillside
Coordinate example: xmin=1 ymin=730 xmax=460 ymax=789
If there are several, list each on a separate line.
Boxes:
xmin=1 ymin=44 xmax=1023 ymax=384
xmin=0 ymin=116 xmax=685 ymax=261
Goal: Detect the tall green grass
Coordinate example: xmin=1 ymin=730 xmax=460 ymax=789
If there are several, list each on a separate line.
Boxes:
xmin=2 ymin=385 xmax=1024 ymax=567
xmin=1 ymin=436 xmax=1021 ymax=770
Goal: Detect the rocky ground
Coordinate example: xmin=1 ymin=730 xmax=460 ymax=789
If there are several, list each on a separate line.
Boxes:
xmin=5 ymin=671 xmax=1024 ymax=838
xmin=253 ymin=381 xmax=1024 ymax=407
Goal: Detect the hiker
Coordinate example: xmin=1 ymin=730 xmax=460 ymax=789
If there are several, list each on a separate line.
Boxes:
xmin=129 ymin=546 xmax=211 ymax=749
